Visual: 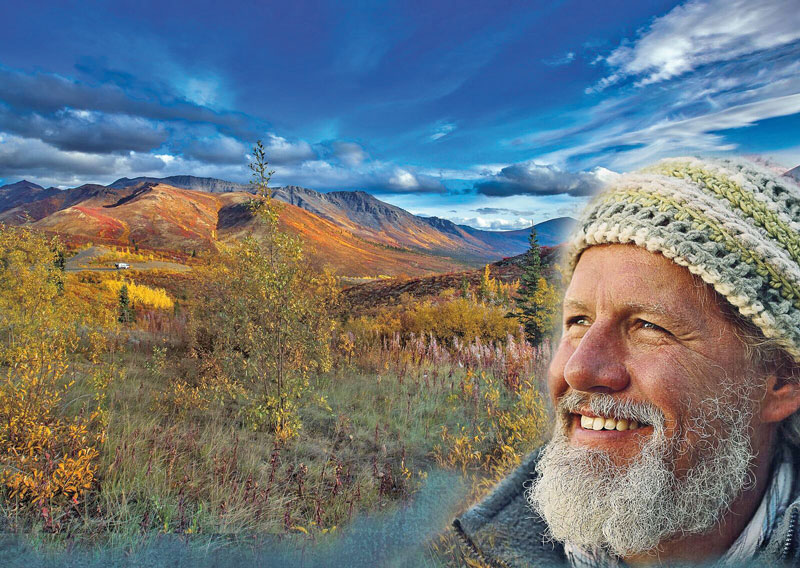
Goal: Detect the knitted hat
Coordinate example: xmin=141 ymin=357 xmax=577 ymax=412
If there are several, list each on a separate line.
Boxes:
xmin=564 ymin=157 xmax=800 ymax=361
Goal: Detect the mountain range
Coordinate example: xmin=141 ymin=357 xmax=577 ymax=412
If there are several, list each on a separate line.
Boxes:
xmin=0 ymin=175 xmax=574 ymax=276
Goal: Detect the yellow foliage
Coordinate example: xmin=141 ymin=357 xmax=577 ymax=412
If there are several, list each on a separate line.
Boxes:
xmin=345 ymin=297 xmax=520 ymax=344
xmin=0 ymin=225 xmax=108 ymax=517
xmin=435 ymin=374 xmax=546 ymax=474
xmin=103 ymin=279 xmax=174 ymax=310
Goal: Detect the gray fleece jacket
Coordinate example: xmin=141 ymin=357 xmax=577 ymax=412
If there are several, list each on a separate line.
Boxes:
xmin=453 ymin=449 xmax=800 ymax=568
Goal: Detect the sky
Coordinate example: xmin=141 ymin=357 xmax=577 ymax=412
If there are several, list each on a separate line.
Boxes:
xmin=1 ymin=0 xmax=799 ymax=230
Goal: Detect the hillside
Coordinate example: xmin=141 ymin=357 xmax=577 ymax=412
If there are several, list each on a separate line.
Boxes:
xmin=1 ymin=182 xmax=469 ymax=276
xmin=57 ymin=175 xmax=569 ymax=259
xmin=341 ymin=246 xmax=561 ymax=315
xmin=0 ymin=175 xmax=575 ymax=276
xmin=0 ymin=180 xmax=62 ymax=212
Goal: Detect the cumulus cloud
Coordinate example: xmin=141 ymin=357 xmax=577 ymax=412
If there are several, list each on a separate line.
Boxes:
xmin=591 ymin=0 xmax=800 ymax=92
xmin=474 ymin=207 xmax=539 ymax=216
xmin=451 ymin=216 xmax=534 ymax=231
xmin=0 ymin=133 xmax=250 ymax=188
xmin=0 ymin=134 xmax=164 ymax=185
xmin=274 ymin=159 xmax=447 ymax=194
xmin=261 ymin=133 xmax=316 ymax=165
xmin=332 ymin=141 xmax=368 ymax=167
xmin=183 ymin=134 xmax=248 ymax=165
xmin=0 ymin=66 xmax=255 ymax=139
xmin=474 ymin=162 xmax=613 ymax=197
xmin=0 ymin=106 xmax=168 ymax=154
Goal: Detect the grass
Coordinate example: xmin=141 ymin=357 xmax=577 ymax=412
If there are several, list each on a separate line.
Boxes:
xmin=0 ymin=225 xmax=556 ymax=566
xmin=0 ymin=327 xmax=550 ymax=567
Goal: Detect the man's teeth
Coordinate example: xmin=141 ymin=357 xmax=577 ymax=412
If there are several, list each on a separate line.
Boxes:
xmin=579 ymin=414 xmax=641 ymax=431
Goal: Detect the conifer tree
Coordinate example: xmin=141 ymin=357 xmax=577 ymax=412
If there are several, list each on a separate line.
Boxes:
xmin=509 ymin=228 xmax=550 ymax=344
xmin=118 ymin=283 xmax=134 ymax=323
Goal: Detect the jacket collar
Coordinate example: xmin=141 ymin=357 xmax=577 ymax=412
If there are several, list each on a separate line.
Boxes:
xmin=454 ymin=445 xmax=800 ymax=568
xmin=453 ymin=449 xmax=566 ymax=568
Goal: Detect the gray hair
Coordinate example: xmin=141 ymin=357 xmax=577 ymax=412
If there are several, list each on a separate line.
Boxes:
xmin=721 ymin=298 xmax=800 ymax=446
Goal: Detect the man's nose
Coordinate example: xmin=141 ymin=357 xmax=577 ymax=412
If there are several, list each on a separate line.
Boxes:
xmin=563 ymin=322 xmax=630 ymax=393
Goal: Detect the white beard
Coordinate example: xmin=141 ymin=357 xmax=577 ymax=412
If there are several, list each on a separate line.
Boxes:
xmin=526 ymin=389 xmax=757 ymax=558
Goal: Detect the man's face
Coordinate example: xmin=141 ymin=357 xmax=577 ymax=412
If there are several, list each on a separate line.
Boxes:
xmin=529 ymin=244 xmax=771 ymax=557
xmin=549 ymin=243 xmax=771 ymax=471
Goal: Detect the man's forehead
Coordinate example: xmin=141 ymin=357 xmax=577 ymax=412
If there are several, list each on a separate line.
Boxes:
xmin=566 ymin=245 xmax=717 ymax=319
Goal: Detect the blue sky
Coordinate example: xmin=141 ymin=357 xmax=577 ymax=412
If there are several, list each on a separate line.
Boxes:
xmin=1 ymin=0 xmax=799 ymax=229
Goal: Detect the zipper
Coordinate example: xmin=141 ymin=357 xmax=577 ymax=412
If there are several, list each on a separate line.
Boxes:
xmin=782 ymin=508 xmax=799 ymax=561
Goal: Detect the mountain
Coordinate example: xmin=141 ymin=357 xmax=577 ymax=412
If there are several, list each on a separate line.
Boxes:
xmin=488 ymin=217 xmax=576 ymax=248
xmin=785 ymin=165 xmax=800 ymax=183
xmin=0 ymin=180 xmax=62 ymax=212
xmin=271 ymin=185 xmax=570 ymax=262
xmin=109 ymin=175 xmax=252 ymax=193
xmin=104 ymin=178 xmax=573 ymax=259
xmin=0 ymin=182 xmax=470 ymax=276
xmin=0 ymin=175 xmax=576 ymax=276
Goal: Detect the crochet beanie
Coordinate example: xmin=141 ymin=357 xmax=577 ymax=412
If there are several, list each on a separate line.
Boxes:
xmin=564 ymin=156 xmax=800 ymax=361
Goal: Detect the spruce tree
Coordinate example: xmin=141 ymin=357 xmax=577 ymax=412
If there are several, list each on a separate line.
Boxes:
xmin=510 ymin=228 xmax=545 ymax=343
xmin=118 ymin=283 xmax=134 ymax=323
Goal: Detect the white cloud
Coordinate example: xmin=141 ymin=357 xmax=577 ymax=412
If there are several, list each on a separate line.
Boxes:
xmin=542 ymin=51 xmax=575 ymax=67
xmin=0 ymin=132 xmax=250 ymax=188
xmin=184 ymin=134 xmax=247 ymax=165
xmin=429 ymin=122 xmax=456 ymax=141
xmin=332 ymin=141 xmax=368 ymax=167
xmin=474 ymin=161 xmax=614 ymax=197
xmin=274 ymin=158 xmax=446 ymax=193
xmin=453 ymin=216 xmax=534 ymax=230
xmin=261 ymin=133 xmax=316 ymax=164
xmin=592 ymin=0 xmax=800 ymax=92
xmin=538 ymin=92 xmax=800 ymax=171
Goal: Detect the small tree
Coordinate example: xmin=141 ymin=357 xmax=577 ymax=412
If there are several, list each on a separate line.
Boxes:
xmin=460 ymin=276 xmax=471 ymax=299
xmin=0 ymin=225 xmax=107 ymax=518
xmin=249 ymin=138 xmax=276 ymax=202
xmin=191 ymin=142 xmax=338 ymax=441
xmin=478 ymin=265 xmax=499 ymax=303
xmin=509 ymin=228 xmax=557 ymax=344
xmin=117 ymin=283 xmax=134 ymax=323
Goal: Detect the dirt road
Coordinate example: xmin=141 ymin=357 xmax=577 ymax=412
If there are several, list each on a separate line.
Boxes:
xmin=65 ymin=246 xmax=191 ymax=272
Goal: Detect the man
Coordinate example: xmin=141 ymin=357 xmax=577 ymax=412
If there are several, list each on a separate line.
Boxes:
xmin=454 ymin=157 xmax=800 ymax=567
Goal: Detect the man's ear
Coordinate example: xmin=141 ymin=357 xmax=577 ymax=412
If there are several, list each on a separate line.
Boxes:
xmin=761 ymin=372 xmax=800 ymax=424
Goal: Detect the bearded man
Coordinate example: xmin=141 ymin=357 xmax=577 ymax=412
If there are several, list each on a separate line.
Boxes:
xmin=454 ymin=157 xmax=800 ymax=567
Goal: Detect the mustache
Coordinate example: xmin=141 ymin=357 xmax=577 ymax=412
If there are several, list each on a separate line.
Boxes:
xmin=557 ymin=391 xmax=665 ymax=429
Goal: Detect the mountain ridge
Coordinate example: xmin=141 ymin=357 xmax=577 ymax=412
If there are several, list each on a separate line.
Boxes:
xmin=0 ymin=175 xmax=577 ymax=274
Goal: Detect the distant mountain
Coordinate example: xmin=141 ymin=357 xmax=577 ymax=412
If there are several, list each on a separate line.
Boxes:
xmin=109 ymin=175 xmax=252 ymax=193
xmin=0 ymin=174 xmax=576 ymax=274
xmin=0 ymin=182 xmax=470 ymax=276
xmin=493 ymin=217 xmax=576 ymax=248
xmin=271 ymin=185 xmax=571 ymax=262
xmin=0 ymin=180 xmax=61 ymax=212
xmin=102 ymin=178 xmax=574 ymax=256
xmin=785 ymin=165 xmax=800 ymax=183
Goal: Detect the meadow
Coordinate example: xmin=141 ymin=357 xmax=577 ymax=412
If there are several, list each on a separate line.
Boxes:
xmin=0 ymin=220 xmax=559 ymax=566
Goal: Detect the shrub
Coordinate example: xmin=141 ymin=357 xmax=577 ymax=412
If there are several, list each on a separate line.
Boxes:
xmin=0 ymin=225 xmax=108 ymax=526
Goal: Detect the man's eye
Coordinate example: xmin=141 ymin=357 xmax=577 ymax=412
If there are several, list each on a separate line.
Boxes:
xmin=640 ymin=320 xmax=669 ymax=334
xmin=566 ymin=316 xmax=590 ymax=327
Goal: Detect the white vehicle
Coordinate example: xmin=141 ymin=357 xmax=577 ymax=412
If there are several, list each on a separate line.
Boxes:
xmin=114 ymin=262 xmax=130 ymax=269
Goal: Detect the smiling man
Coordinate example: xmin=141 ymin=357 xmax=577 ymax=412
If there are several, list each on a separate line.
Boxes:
xmin=454 ymin=157 xmax=800 ymax=567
